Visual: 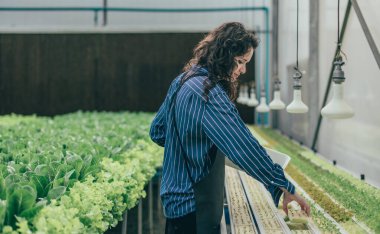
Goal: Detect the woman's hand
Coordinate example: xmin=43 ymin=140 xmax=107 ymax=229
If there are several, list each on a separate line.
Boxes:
xmin=282 ymin=189 xmax=311 ymax=216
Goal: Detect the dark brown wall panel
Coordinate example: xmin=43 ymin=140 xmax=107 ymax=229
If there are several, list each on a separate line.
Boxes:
xmin=0 ymin=33 xmax=255 ymax=122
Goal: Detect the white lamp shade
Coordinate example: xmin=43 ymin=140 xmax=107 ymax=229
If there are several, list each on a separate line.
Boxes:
xmin=256 ymin=97 xmax=270 ymax=112
xmin=269 ymin=91 xmax=285 ymax=110
xmin=236 ymin=87 xmax=244 ymax=104
xmin=321 ymin=83 xmax=354 ymax=119
xmin=237 ymin=86 xmax=249 ymax=105
xmin=247 ymin=90 xmax=259 ymax=107
xmin=286 ymin=90 xmax=308 ymax=113
xmin=237 ymin=86 xmax=245 ymax=104
xmin=236 ymin=96 xmax=244 ymax=104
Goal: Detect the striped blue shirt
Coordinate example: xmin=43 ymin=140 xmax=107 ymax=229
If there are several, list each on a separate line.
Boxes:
xmin=150 ymin=66 xmax=295 ymax=218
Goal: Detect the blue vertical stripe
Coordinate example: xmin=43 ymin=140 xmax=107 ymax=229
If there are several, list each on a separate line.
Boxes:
xmin=150 ymin=67 xmax=295 ymax=218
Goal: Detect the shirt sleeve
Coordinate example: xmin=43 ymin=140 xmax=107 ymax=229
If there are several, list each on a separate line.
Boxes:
xmin=149 ymin=96 xmax=168 ymax=147
xmin=150 ymin=76 xmax=183 ymax=147
xmin=201 ymin=92 xmax=295 ymax=206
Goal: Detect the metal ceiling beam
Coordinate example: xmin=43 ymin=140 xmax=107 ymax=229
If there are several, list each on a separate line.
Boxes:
xmin=351 ymin=0 xmax=380 ymax=70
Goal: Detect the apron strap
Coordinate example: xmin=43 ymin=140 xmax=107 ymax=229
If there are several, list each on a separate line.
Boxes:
xmin=170 ymin=69 xmax=208 ymax=185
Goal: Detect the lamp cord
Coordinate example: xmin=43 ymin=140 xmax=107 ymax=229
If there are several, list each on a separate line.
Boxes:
xmin=336 ymin=0 xmax=343 ymax=60
xmin=338 ymin=0 xmax=340 ymax=46
xmin=296 ymin=0 xmax=299 ymax=69
xmin=294 ymin=0 xmax=302 ymax=76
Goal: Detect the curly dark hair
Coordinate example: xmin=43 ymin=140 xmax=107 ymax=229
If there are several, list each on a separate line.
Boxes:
xmin=183 ymin=22 xmax=259 ymax=101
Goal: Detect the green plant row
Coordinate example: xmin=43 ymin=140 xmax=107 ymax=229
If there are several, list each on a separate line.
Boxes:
xmin=300 ymin=150 xmax=380 ymax=207
xmin=286 ymin=163 xmax=352 ymax=222
xmin=309 ymin=203 xmax=341 ymax=233
xmin=252 ymin=129 xmax=352 ymax=222
xmin=0 ymin=114 xmax=39 ymax=127
xmin=0 ymin=112 xmax=163 ymax=233
xmin=252 ymin=126 xmax=380 ymax=233
xmin=3 ymin=140 xmax=162 ymax=233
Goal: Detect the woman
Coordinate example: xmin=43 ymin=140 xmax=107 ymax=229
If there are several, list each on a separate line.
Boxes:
xmin=150 ymin=22 xmax=310 ymax=234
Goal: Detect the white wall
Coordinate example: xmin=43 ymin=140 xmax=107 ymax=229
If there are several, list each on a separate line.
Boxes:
xmin=0 ymin=0 xmax=269 ymax=32
xmin=318 ymin=0 xmax=380 ymax=187
xmin=276 ymin=0 xmax=380 ymax=188
xmin=0 ymin=0 xmax=102 ymax=28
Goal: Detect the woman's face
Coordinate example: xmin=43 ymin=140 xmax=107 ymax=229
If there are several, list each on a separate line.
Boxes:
xmin=231 ymin=47 xmax=254 ymax=81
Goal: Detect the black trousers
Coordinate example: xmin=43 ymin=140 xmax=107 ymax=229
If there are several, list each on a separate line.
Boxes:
xmin=165 ymin=212 xmax=196 ymax=234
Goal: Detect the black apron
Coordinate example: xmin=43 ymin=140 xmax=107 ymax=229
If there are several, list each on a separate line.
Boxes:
xmin=170 ymin=71 xmax=225 ymax=234
xmin=193 ymin=149 xmax=225 ymax=234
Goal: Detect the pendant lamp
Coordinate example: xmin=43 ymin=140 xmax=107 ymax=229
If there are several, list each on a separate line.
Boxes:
xmin=247 ymin=85 xmax=259 ymax=107
xmin=321 ymin=0 xmax=354 ymax=119
xmin=286 ymin=0 xmax=308 ymax=114
xmin=256 ymin=90 xmax=270 ymax=113
xmin=237 ymin=85 xmax=248 ymax=104
xmin=286 ymin=70 xmax=308 ymax=113
xmin=269 ymin=79 xmax=285 ymax=110
xmin=321 ymin=60 xmax=354 ymax=118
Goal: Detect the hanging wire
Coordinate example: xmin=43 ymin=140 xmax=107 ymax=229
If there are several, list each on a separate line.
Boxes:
xmin=291 ymin=0 xmax=302 ymax=88
xmin=335 ymin=0 xmax=347 ymax=61
xmin=333 ymin=0 xmax=346 ymax=84
xmin=338 ymin=0 xmax=340 ymax=47
xmin=335 ymin=0 xmax=341 ymax=59
xmin=293 ymin=0 xmax=301 ymax=75
xmin=296 ymin=0 xmax=299 ymax=69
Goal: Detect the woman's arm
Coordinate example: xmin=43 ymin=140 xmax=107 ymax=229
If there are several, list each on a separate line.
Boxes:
xmin=202 ymin=92 xmax=295 ymax=206
xmin=150 ymin=98 xmax=168 ymax=147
